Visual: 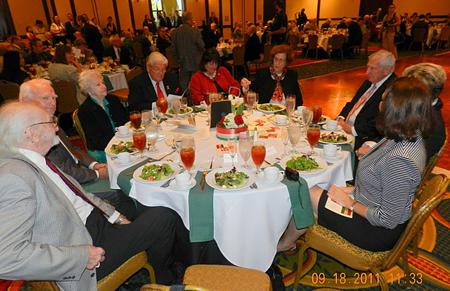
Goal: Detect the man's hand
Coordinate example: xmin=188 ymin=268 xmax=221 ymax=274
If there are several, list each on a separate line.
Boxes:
xmin=338 ymin=119 xmax=353 ymax=134
xmin=97 ymin=167 xmax=109 ymax=179
xmin=86 ymin=245 xmax=105 ymax=270
xmin=93 ymin=163 xmax=108 ymax=170
xmin=240 ymin=78 xmax=251 ymax=90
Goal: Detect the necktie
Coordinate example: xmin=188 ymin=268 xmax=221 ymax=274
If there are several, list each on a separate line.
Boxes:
xmin=156 ymin=82 xmax=165 ymax=100
xmin=45 ymin=158 xmax=108 ymax=217
xmin=346 ymin=84 xmax=377 ymax=122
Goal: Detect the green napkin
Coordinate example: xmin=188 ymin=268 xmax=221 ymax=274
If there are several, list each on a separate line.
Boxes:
xmin=275 ymin=164 xmax=315 ymax=229
xmin=117 ymin=158 xmax=152 ymax=195
xmin=188 ymin=171 xmax=215 ymax=242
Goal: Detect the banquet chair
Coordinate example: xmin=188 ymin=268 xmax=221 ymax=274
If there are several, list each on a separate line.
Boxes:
xmin=141 ymin=284 xmax=210 ymax=291
xmin=304 ymin=34 xmax=319 ymax=60
xmin=165 ymin=47 xmax=180 ymax=74
xmin=408 ymin=28 xmax=427 ymax=53
xmin=108 ymin=66 xmax=143 ymax=104
xmin=29 ymin=251 xmax=156 ymax=291
xmin=349 ymin=31 xmax=370 ymax=59
xmin=248 ymin=43 xmax=271 ymax=73
xmin=52 ymin=79 xmax=79 ymax=115
xmin=225 ymin=45 xmax=247 ymax=78
xmin=327 ymin=34 xmax=345 ymax=60
xmin=73 ymin=109 xmax=87 ymax=148
xmin=436 ymin=26 xmax=450 ymax=52
xmin=288 ymin=33 xmax=300 ymax=54
xmin=132 ymin=42 xmax=146 ymax=68
xmin=0 ymin=80 xmax=19 ymax=101
xmin=182 ymin=264 xmax=272 ymax=291
xmin=293 ymin=174 xmax=449 ymax=291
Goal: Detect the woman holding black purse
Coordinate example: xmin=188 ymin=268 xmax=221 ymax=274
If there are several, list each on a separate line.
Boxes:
xmin=382 ymin=4 xmax=400 ymax=59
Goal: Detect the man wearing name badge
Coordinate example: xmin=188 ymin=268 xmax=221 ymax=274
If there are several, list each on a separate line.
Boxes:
xmin=337 ymin=50 xmax=397 ymax=150
xmin=0 ymin=102 xmax=187 ymax=289
xmin=128 ymin=52 xmax=180 ymax=112
xmin=19 ymin=79 xmax=111 ymax=195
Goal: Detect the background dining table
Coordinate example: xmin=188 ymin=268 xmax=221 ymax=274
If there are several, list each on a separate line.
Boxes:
xmin=105 ymin=110 xmax=354 ymax=272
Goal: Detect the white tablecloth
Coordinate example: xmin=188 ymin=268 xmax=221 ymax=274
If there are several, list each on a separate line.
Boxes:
xmin=106 ymin=113 xmax=353 ymax=271
xmin=105 ymin=71 xmax=128 ymax=92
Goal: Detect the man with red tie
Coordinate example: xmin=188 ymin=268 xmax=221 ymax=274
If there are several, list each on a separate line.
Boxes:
xmin=337 ymin=50 xmax=397 ymax=150
xmin=128 ymin=51 xmax=180 ymax=112
xmin=0 ymin=102 xmax=187 ymax=289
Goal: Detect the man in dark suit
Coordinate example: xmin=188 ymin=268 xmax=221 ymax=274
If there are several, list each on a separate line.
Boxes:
xmin=77 ymin=15 xmax=104 ymax=63
xmin=338 ymin=50 xmax=397 ymax=150
xmin=202 ymin=23 xmax=221 ymax=49
xmin=156 ymin=26 xmax=171 ymax=56
xmin=411 ymin=14 xmax=429 ymax=41
xmin=128 ymin=52 xmax=180 ymax=112
xmin=244 ymin=25 xmax=261 ymax=64
xmin=343 ymin=18 xmax=363 ymax=57
xmin=104 ymin=35 xmax=133 ymax=67
xmin=65 ymin=13 xmax=80 ymax=44
xmin=19 ymin=79 xmax=111 ymax=193
xmin=134 ymin=29 xmax=152 ymax=57
xmin=42 ymin=32 xmax=55 ymax=48
xmin=25 ymin=39 xmax=52 ymax=65
xmin=267 ymin=0 xmax=288 ymax=46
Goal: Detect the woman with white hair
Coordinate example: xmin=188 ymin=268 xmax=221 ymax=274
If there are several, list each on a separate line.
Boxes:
xmin=402 ymin=62 xmax=447 ymax=161
xmin=77 ymin=70 xmax=128 ymax=163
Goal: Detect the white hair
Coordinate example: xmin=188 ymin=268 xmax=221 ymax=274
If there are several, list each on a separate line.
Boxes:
xmin=19 ymin=79 xmax=53 ymax=102
xmin=0 ymin=102 xmax=46 ymax=155
xmin=369 ymin=50 xmax=395 ymax=69
xmin=403 ymin=63 xmax=447 ymax=98
xmin=109 ymin=35 xmax=119 ymax=44
xmin=146 ymin=51 xmax=168 ymax=67
xmin=79 ymin=70 xmax=103 ymax=95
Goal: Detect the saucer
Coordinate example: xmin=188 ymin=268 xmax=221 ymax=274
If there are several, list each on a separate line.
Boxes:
xmin=257 ymin=171 xmax=284 ymax=184
xmin=322 ymin=124 xmax=343 ymax=131
xmin=113 ymin=156 xmax=140 ymax=166
xmin=320 ymin=151 xmax=344 ymax=160
xmin=169 ymin=178 xmax=197 ymax=191
xmin=271 ymin=120 xmax=289 ymax=126
xmin=115 ymin=131 xmax=132 ymax=138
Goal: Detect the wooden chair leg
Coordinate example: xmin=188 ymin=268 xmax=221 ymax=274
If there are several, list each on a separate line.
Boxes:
xmin=370 ymin=267 xmax=388 ymax=291
xmin=293 ymin=243 xmax=309 ymax=290
xmin=401 ymin=252 xmax=412 ymax=288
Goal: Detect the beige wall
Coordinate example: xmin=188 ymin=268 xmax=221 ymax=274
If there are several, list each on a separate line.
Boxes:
xmin=395 ymin=0 xmax=450 ymax=16
xmin=75 ymin=0 xmax=95 ymax=23
xmin=54 ymin=0 xmax=73 ymax=22
xmin=9 ymin=0 xmax=47 ymax=35
xmin=95 ymin=0 xmax=115 ymax=29
xmin=185 ymin=0 xmax=206 ymax=27
xmin=132 ymin=0 xmax=151 ymax=30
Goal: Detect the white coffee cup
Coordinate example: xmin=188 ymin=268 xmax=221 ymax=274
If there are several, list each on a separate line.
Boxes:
xmin=117 ymin=125 xmax=129 ymax=136
xmin=323 ymin=144 xmax=342 ymax=157
xmin=175 ymin=173 xmax=192 ymax=188
xmin=326 ymin=120 xmax=338 ymax=131
xmin=275 ymin=115 xmax=287 ymax=124
xmin=117 ymin=152 xmax=131 ymax=164
xmin=264 ymin=167 xmax=283 ymax=182
xmin=297 ymin=106 xmax=306 ymax=115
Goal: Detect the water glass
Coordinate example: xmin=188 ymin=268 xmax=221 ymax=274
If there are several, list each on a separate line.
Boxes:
xmin=239 ymin=136 xmax=253 ymax=169
xmin=280 ymin=127 xmax=289 ymax=157
xmin=285 ymin=95 xmax=296 ymax=121
xmin=171 ymin=99 xmax=181 ymax=119
xmin=141 ymin=109 xmax=152 ymax=126
xmin=288 ymin=124 xmax=301 ymax=154
xmin=228 ymin=139 xmax=237 ymax=168
xmin=145 ymin=123 xmax=158 ymax=152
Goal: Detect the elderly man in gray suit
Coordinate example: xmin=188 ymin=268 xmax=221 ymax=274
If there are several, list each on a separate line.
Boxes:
xmin=0 ymin=102 xmax=186 ymax=289
xmin=171 ymin=11 xmax=205 ymax=91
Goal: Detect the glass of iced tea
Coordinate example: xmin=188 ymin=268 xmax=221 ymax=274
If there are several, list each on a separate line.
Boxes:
xmin=251 ymin=141 xmax=266 ymax=174
xmin=311 ymin=106 xmax=322 ymax=124
xmin=133 ymin=129 xmax=147 ymax=158
xmin=180 ymin=136 xmax=195 ymax=176
xmin=156 ymin=98 xmax=168 ymax=115
xmin=129 ymin=111 xmax=142 ymax=130
xmin=307 ymin=124 xmax=321 ymax=155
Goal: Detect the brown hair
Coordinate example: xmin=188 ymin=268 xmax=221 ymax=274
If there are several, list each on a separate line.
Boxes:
xmin=52 ymin=44 xmax=72 ymax=64
xmin=376 ymin=77 xmax=436 ymax=142
xmin=199 ymin=48 xmax=220 ymax=72
xmin=270 ymin=44 xmax=292 ymax=65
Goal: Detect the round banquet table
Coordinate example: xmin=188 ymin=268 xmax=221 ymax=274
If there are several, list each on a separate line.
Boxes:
xmin=105 ymin=111 xmax=354 ymax=271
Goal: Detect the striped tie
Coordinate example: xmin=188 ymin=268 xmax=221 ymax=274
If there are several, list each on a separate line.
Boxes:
xmin=346 ymin=84 xmax=377 ymax=122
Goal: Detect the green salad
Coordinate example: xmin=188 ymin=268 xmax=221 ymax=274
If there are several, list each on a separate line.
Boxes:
xmin=286 ymin=155 xmax=320 ymax=172
xmin=318 ymin=116 xmax=327 ymax=123
xmin=214 ymin=167 xmax=249 ymax=188
xmin=259 ymin=104 xmax=282 ymax=111
xmin=168 ymin=107 xmax=192 ymax=114
xmin=320 ymin=132 xmax=348 ymax=143
xmin=110 ymin=141 xmax=137 ymax=154
xmin=139 ymin=163 xmax=174 ymax=181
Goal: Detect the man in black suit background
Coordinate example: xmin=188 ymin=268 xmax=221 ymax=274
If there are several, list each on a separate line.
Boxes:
xmin=77 ymin=15 xmax=103 ymax=63
xmin=244 ymin=25 xmax=261 ymax=64
xmin=104 ymin=35 xmax=133 ymax=67
xmin=65 ymin=13 xmax=80 ymax=44
xmin=343 ymin=18 xmax=362 ymax=57
xmin=25 ymin=39 xmax=52 ymax=65
xmin=128 ymin=52 xmax=180 ymax=112
xmin=337 ymin=50 xmax=396 ymax=150
xmin=202 ymin=23 xmax=221 ymax=49
xmin=134 ymin=29 xmax=152 ymax=58
xmin=156 ymin=26 xmax=171 ymax=57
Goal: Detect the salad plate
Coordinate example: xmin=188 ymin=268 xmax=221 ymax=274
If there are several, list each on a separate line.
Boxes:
xmin=279 ymin=154 xmax=327 ymax=175
xmin=165 ymin=107 xmax=194 ymax=117
xmin=169 ymin=178 xmax=197 ymax=191
xmin=105 ymin=141 xmax=138 ymax=156
xmin=133 ymin=162 xmax=180 ymax=184
xmin=206 ymin=167 xmax=256 ymax=191
xmin=257 ymin=103 xmax=285 ymax=114
xmin=319 ymin=131 xmax=354 ymax=145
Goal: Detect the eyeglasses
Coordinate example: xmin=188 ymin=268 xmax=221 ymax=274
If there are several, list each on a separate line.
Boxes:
xmin=274 ymin=57 xmax=287 ymax=64
xmin=29 ymin=116 xmax=58 ymax=128
xmin=150 ymin=66 xmax=167 ymax=73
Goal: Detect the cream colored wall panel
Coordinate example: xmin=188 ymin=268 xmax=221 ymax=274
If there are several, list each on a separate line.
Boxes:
xmin=244 ymin=0 xmax=255 ymax=25
xmin=117 ymin=0 xmax=133 ymax=32
xmin=222 ymin=0 xmax=231 ymax=27
xmin=232 ymin=0 xmax=243 ymax=26
xmin=75 ymin=0 xmax=95 ymax=22
xmin=132 ymin=0 xmax=151 ymax=30
xmin=320 ymin=0 xmax=360 ymax=19
xmin=286 ymin=0 xmax=318 ymax=21
xmin=54 ymin=0 xmax=73 ymax=21
xmin=8 ymin=0 xmax=47 ymax=35
xmin=185 ymin=0 xmax=206 ymax=27
xmin=95 ymin=0 xmax=115 ymax=30
xmin=395 ymin=0 xmax=450 ymax=16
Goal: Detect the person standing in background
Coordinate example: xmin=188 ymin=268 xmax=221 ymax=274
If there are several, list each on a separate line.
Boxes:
xmin=381 ymin=4 xmax=400 ymax=59
xmin=267 ymin=0 xmax=287 ymax=46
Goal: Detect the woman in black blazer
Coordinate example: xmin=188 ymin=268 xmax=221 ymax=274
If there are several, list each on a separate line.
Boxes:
xmin=241 ymin=44 xmax=302 ymax=106
xmin=78 ymin=70 xmax=128 ymax=163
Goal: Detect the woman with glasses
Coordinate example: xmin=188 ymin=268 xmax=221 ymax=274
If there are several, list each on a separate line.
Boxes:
xmin=190 ymin=48 xmax=240 ymax=105
xmin=241 ymin=44 xmax=302 ymax=106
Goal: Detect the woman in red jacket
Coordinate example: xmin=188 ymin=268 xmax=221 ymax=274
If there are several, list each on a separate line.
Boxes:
xmin=190 ymin=48 xmax=240 ymax=105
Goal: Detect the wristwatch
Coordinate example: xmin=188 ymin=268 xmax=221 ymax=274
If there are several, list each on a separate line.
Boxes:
xmin=349 ymin=201 xmax=358 ymax=211
xmin=115 ymin=214 xmax=125 ymax=225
